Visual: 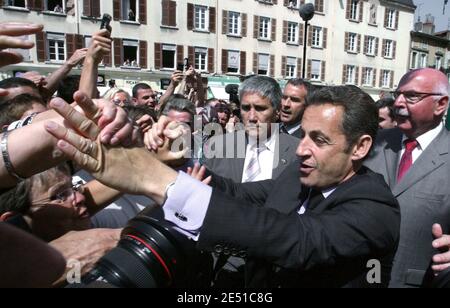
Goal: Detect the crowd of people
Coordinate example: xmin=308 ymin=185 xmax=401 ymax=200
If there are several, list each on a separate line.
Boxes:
xmin=1 ymin=21 xmax=450 ymax=288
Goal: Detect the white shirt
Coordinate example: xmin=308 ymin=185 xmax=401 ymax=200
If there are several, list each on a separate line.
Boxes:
xmin=241 ymin=134 xmax=277 ymax=182
xmin=298 ymin=187 xmax=336 ymax=215
xmin=399 ymin=123 xmax=444 ymax=166
xmin=286 ymin=123 xmax=301 ymax=135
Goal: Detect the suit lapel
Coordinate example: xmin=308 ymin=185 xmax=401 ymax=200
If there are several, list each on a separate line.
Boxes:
xmin=393 ymin=129 xmax=450 ymax=197
xmin=381 ymin=129 xmax=403 ymax=187
xmin=273 ymin=134 xmax=292 ymax=178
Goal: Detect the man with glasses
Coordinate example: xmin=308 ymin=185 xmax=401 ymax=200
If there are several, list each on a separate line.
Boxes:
xmin=279 ymin=78 xmax=314 ymax=138
xmin=365 ymin=68 xmax=450 ymax=288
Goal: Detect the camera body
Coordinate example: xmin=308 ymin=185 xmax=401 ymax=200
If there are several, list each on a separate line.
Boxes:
xmin=100 ymin=14 xmax=112 ymax=30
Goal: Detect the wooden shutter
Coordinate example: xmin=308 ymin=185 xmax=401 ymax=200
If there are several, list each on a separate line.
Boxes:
xmin=307 ymin=26 xmax=312 ymax=46
xmin=392 ymin=41 xmax=396 ymax=59
xmin=114 ymin=38 xmax=122 ymax=67
xmin=253 ymin=53 xmax=258 ymax=75
xmin=209 ymin=7 xmax=216 ymax=33
xmin=29 ymin=0 xmax=44 ymax=11
xmin=342 ymin=65 xmax=348 ymax=84
xmin=346 ymin=0 xmax=351 ymax=20
xmin=283 ymin=0 xmax=288 ymax=7
xmin=91 ymin=0 xmax=100 ymax=17
xmin=281 ymin=56 xmax=286 ymax=78
xmin=361 ymin=67 xmax=366 ymax=85
xmin=322 ymin=28 xmax=327 ymax=48
xmin=382 ymin=39 xmax=387 ymax=58
xmin=307 ymin=60 xmax=312 ymax=80
xmin=384 ymin=8 xmax=389 ymax=28
xmin=154 ymin=43 xmax=162 ymax=69
xmin=395 ymin=11 xmax=399 ymax=30
xmin=208 ymin=48 xmax=214 ymax=73
xmin=242 ymin=14 xmax=247 ymax=37
xmin=177 ymin=45 xmax=184 ymax=65
xmin=345 ymin=32 xmax=349 ymax=52
xmin=364 ymin=36 xmax=368 ymax=54
xmin=162 ymin=0 xmax=170 ymax=26
xmin=321 ymin=61 xmax=326 ymax=82
xmin=103 ymin=48 xmax=112 ymax=67
xmin=270 ymin=55 xmax=275 ymax=77
xmin=358 ymin=0 xmax=363 ymax=22
xmin=188 ymin=46 xmax=195 ymax=68
xmin=240 ymin=51 xmax=246 ymax=74
xmin=66 ymin=34 xmax=84 ymax=59
xmin=297 ymin=58 xmax=302 ymax=78
xmin=372 ymin=69 xmax=377 ymax=87
xmin=187 ymin=3 xmax=194 ymax=30
xmin=83 ymin=0 xmax=90 ymax=16
xmin=254 ymin=16 xmax=259 ymax=39
xmin=299 ymin=23 xmax=304 ymax=45
xmin=390 ymin=71 xmax=394 ymax=89
xmin=139 ymin=41 xmax=147 ymax=69
xmin=282 ymin=21 xmax=288 ymax=43
xmin=169 ymin=1 xmax=177 ymax=27
xmin=357 ymin=34 xmax=361 ymax=53
xmin=222 ymin=10 xmax=228 ymax=34
xmin=113 ymin=0 xmax=121 ymax=21
xmin=315 ymin=0 xmax=324 ymax=13
xmin=355 ymin=66 xmax=360 ymax=85
xmin=222 ymin=49 xmax=228 ymax=73
xmin=271 ymin=18 xmax=277 ymax=42
xmin=375 ymin=37 xmax=379 ymax=56
xmin=36 ymin=31 xmax=47 ymax=62
xmin=139 ymin=0 xmax=147 ymax=24
xmin=273 ymin=0 xmax=278 ymax=4
xmin=379 ymin=70 xmax=384 ymax=88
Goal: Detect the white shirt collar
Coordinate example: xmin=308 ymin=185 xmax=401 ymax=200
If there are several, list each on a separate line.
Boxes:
xmin=321 ymin=187 xmax=337 ymax=199
xmin=247 ymin=133 xmax=277 ymax=153
xmin=402 ymin=123 xmax=444 ymax=151
xmin=286 ymin=123 xmax=301 ymax=135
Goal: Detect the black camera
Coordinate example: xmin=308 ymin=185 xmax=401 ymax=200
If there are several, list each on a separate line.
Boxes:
xmin=100 ymin=13 xmax=112 ymax=30
xmin=79 ymin=208 xmax=212 ymax=288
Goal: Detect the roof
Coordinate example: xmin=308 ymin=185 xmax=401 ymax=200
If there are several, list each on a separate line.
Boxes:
xmin=385 ymin=0 xmax=416 ymax=9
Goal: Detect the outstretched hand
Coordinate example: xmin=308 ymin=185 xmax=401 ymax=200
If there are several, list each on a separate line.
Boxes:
xmin=432 ymin=224 xmax=450 ymax=273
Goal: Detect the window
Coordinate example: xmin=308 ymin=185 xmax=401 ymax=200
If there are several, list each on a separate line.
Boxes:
xmin=369 ymin=3 xmax=377 ymax=24
xmin=363 ymin=68 xmax=374 ymax=86
xmin=286 ymin=57 xmax=297 ymax=78
xmin=311 ymin=60 xmax=321 ymax=81
xmin=410 ymin=51 xmax=418 ymax=69
xmin=312 ymin=27 xmax=322 ymax=48
xmin=287 ymin=22 xmax=298 ymax=44
xmin=195 ymin=47 xmax=207 ymax=71
xmin=348 ymin=33 xmax=357 ymax=53
xmin=288 ymin=0 xmax=299 ymax=9
xmin=122 ymin=0 xmax=137 ymax=21
xmin=436 ymin=56 xmax=442 ymax=69
xmin=162 ymin=44 xmax=176 ymax=69
xmin=4 ymin=0 xmax=26 ymax=7
xmin=122 ymin=40 xmax=139 ymax=67
xmin=386 ymin=9 xmax=396 ymax=29
xmin=47 ymin=33 xmax=65 ymax=62
xmin=350 ymin=0 xmax=359 ymax=20
xmin=384 ymin=40 xmax=393 ymax=58
xmin=194 ymin=5 xmax=208 ymax=31
xmin=258 ymin=54 xmax=269 ymax=75
xmin=259 ymin=17 xmax=271 ymax=40
xmin=367 ymin=36 xmax=376 ymax=55
xmin=346 ymin=65 xmax=356 ymax=84
xmin=227 ymin=50 xmax=240 ymax=73
xmin=46 ymin=0 xmax=64 ymax=12
xmin=228 ymin=11 xmax=241 ymax=35
xmin=420 ymin=54 xmax=427 ymax=68
xmin=381 ymin=70 xmax=391 ymax=88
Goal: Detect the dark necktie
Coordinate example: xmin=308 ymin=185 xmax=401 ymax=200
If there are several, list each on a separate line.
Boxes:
xmin=280 ymin=124 xmax=289 ymax=134
xmin=397 ymin=139 xmax=418 ymax=183
xmin=308 ymin=188 xmax=325 ymax=210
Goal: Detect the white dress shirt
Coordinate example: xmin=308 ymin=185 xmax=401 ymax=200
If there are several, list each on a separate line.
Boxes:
xmin=241 ymin=134 xmax=277 ymax=182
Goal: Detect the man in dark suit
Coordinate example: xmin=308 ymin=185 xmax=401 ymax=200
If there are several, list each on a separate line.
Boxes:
xmin=364 ymin=68 xmax=450 ymax=288
xmin=204 ymin=76 xmax=299 ymax=183
xmin=279 ymin=78 xmax=314 ymax=138
xmin=48 ymin=85 xmax=400 ymax=288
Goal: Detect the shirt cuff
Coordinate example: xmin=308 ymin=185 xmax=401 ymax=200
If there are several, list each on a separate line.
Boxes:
xmin=163 ymin=171 xmax=212 ymax=235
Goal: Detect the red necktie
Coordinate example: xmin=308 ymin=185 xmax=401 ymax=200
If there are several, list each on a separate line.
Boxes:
xmin=397 ymin=139 xmax=418 ymax=183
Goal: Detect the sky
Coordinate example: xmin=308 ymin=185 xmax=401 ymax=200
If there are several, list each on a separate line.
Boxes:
xmin=413 ymin=0 xmax=450 ymax=32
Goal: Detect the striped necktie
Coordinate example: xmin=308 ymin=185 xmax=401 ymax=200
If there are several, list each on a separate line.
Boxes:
xmin=242 ymin=145 xmax=265 ymax=183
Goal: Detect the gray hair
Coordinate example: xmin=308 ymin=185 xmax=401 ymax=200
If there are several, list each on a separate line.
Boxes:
xmin=238 ymin=76 xmax=282 ymax=109
xmin=161 ymin=95 xmax=196 ymax=120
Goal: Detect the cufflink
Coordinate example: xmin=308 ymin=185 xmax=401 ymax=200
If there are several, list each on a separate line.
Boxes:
xmin=175 ymin=212 xmax=188 ymax=222
xmin=281 ymin=159 xmax=287 ymax=165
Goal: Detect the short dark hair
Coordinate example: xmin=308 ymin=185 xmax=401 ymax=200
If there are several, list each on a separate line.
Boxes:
xmin=286 ymin=78 xmax=315 ymax=95
xmin=375 ymin=97 xmax=395 ymax=120
xmin=132 ymin=83 xmax=152 ymax=99
xmin=0 ymin=77 xmax=39 ymax=104
xmin=161 ymin=94 xmax=196 ymax=124
xmin=0 ymin=94 xmax=46 ymax=127
xmin=0 ymin=181 xmax=31 ymax=216
xmin=306 ymin=86 xmax=378 ymax=154
xmin=57 ymin=75 xmax=81 ymax=103
xmin=123 ymin=105 xmax=157 ymax=123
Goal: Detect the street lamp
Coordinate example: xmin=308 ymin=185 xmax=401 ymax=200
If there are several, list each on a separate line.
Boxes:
xmin=299 ymin=3 xmax=315 ymax=79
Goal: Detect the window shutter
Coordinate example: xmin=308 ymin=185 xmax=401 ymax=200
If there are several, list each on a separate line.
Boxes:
xmin=273 ymin=0 xmax=278 ymax=4
xmin=83 ymin=0 xmax=90 ymax=16
xmin=36 ymin=31 xmax=47 ymax=62
xmin=384 ymin=8 xmax=389 ymax=28
xmin=66 ymin=34 xmax=76 ymax=59
xmin=281 ymin=56 xmax=286 ymax=78
xmin=162 ymin=0 xmax=170 ymax=26
xmin=322 ymin=28 xmax=327 ymax=48
xmin=209 ymin=7 xmax=216 ymax=33
xmin=177 ymin=45 xmax=184 ymax=66
xmin=283 ymin=0 xmax=288 ymax=7
xmin=271 ymin=18 xmax=277 ymax=42
xmin=345 ymin=32 xmax=349 ymax=52
xmin=375 ymin=37 xmax=379 ymax=56
xmin=253 ymin=53 xmax=258 ymax=75
xmin=114 ymin=38 xmax=123 ymax=67
xmin=307 ymin=59 xmax=312 ymax=80
xmin=103 ymin=47 xmax=112 ymax=67
xmin=154 ymin=43 xmax=162 ymax=69
xmin=342 ymin=65 xmax=347 ymax=84
xmin=382 ymin=39 xmax=386 ymax=57
xmin=254 ymin=16 xmax=259 ymax=39
xmin=372 ymin=69 xmax=377 ymax=87
xmin=29 ymin=0 xmax=44 ymax=11
xmin=139 ymin=0 xmax=147 ymax=25
xmin=346 ymin=0 xmax=351 ymax=20
xmin=297 ymin=58 xmax=302 ymax=78
xmin=298 ymin=23 xmax=304 ymax=45
xmin=395 ymin=11 xmax=399 ymax=30
xmin=222 ymin=49 xmax=228 ymax=73
xmin=270 ymin=55 xmax=275 ymax=77
xmin=113 ymin=0 xmax=120 ymax=21
xmin=139 ymin=41 xmax=147 ymax=69
xmin=283 ymin=21 xmax=288 ymax=43
xmin=390 ymin=71 xmax=394 ymax=89
xmin=91 ymin=0 xmax=100 ymax=17
xmin=169 ymin=1 xmax=177 ymax=27
xmin=222 ymin=10 xmax=228 ymax=34
xmin=307 ymin=26 xmax=312 ymax=46
xmin=364 ymin=36 xmax=368 ymax=54
xmin=240 ymin=51 xmax=246 ymax=74
xmin=187 ymin=3 xmax=194 ymax=30
xmin=208 ymin=48 xmax=215 ymax=73
xmin=355 ymin=66 xmax=360 ymax=85
xmin=242 ymin=14 xmax=247 ymax=37
xmin=188 ymin=46 xmax=195 ymax=68
xmin=379 ymin=70 xmax=383 ymax=88
xmin=358 ymin=0 xmax=363 ymax=22
xmin=357 ymin=34 xmax=361 ymax=53
xmin=361 ymin=67 xmax=366 ymax=84
xmin=321 ymin=61 xmax=326 ymax=82
xmin=392 ymin=41 xmax=396 ymax=59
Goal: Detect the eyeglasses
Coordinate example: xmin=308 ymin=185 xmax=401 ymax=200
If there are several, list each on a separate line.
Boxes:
xmin=112 ymin=99 xmax=130 ymax=106
xmin=391 ymin=91 xmax=445 ymax=104
xmin=31 ymin=181 xmax=84 ymax=206
xmin=282 ymin=95 xmax=303 ymax=103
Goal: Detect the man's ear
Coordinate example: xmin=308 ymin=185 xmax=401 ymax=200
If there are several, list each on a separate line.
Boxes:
xmin=434 ymin=96 xmax=449 ymax=117
xmin=0 ymin=212 xmax=17 ymax=222
xmin=351 ymin=135 xmax=373 ymax=162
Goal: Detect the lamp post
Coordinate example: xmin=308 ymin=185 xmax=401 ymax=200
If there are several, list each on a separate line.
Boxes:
xmin=299 ymin=3 xmax=315 ymax=79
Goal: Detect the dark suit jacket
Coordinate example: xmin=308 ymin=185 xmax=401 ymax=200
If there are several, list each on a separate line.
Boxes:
xmin=203 ymin=131 xmax=299 ymax=182
xmin=197 ymin=164 xmax=401 ymax=288
xmin=364 ymin=127 xmax=450 ymax=288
